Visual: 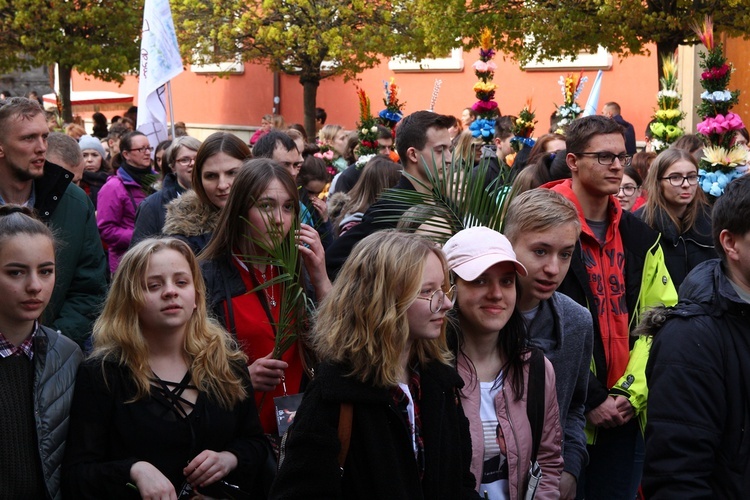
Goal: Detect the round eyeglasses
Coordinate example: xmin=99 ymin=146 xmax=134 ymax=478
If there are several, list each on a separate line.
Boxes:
xmin=415 ymin=285 xmax=456 ymax=313
xmin=175 ymin=156 xmax=196 ymax=166
xmin=617 ymin=185 xmax=639 ymax=197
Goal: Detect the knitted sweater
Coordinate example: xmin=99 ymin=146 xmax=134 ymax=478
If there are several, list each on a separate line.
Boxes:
xmin=0 ymin=355 xmax=46 ymax=499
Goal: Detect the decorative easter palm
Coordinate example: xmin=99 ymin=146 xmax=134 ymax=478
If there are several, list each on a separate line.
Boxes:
xmin=239 ymin=213 xmax=314 ymax=363
xmin=649 ymin=54 xmax=686 ymax=152
xmin=355 ymin=87 xmax=380 ymax=158
xmin=692 ymin=16 xmax=746 ymax=197
xmin=378 ymin=150 xmax=517 ymax=242
xmin=554 ymin=71 xmax=587 ymax=131
xmin=510 ymin=99 xmax=537 ymax=153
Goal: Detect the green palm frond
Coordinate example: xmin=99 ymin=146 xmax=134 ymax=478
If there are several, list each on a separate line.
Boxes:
xmin=379 ymin=146 xmax=519 ymax=242
xmin=236 ymin=214 xmax=314 ymax=360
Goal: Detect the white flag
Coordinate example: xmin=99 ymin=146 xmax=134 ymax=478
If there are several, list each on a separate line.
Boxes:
xmin=136 ymin=0 xmax=183 ymax=148
xmin=582 ymin=70 xmax=604 ymax=117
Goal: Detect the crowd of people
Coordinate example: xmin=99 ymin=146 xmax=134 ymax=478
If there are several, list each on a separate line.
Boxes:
xmin=1 ymin=92 xmax=750 ymax=500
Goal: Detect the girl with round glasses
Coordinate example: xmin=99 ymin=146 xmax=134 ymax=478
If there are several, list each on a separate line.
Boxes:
xmin=271 ymin=231 xmax=479 ymax=498
xmin=616 ymin=165 xmax=645 ymax=212
xmin=443 ymin=227 xmax=563 ymax=500
xmin=635 ymin=148 xmax=715 ymax=289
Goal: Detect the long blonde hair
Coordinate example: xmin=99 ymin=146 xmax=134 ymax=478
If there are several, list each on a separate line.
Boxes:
xmin=312 ymin=231 xmax=452 ymax=387
xmin=91 ymin=238 xmax=248 ymax=408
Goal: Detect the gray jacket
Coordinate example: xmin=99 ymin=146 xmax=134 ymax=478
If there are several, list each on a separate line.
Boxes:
xmin=526 ymin=292 xmax=594 ymax=480
xmin=34 ymin=325 xmax=83 ymax=500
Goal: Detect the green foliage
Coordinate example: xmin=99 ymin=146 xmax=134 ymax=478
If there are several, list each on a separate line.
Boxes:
xmin=411 ymin=0 xmax=750 ymax=70
xmin=377 ymin=150 xmax=518 ymax=244
xmin=173 ymin=0 xmax=436 ymax=134
xmin=0 ymin=0 xmax=141 ymax=80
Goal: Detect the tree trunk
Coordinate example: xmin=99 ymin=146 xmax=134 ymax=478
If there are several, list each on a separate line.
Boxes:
xmin=58 ymin=64 xmax=73 ymax=123
xmin=301 ymin=76 xmax=320 ymax=143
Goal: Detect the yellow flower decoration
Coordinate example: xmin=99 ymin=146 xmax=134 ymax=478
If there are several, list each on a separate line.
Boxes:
xmin=480 ymin=28 xmax=492 ymax=51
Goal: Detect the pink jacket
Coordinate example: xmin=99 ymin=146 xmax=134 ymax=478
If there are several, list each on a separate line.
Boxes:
xmin=96 ymin=169 xmax=148 ymax=273
xmin=457 ymin=352 xmax=563 ymax=500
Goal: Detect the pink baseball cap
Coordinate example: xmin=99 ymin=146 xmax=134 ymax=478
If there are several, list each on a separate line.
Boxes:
xmin=443 ymin=226 xmax=527 ymax=281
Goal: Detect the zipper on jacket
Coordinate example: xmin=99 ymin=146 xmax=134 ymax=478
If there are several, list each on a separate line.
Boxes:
xmin=503 ymin=386 xmax=524 ymax=500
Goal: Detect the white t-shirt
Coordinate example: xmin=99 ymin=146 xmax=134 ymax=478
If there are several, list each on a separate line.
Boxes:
xmin=479 ymin=375 xmax=509 ymax=500
xmin=397 ymin=382 xmax=417 ymax=454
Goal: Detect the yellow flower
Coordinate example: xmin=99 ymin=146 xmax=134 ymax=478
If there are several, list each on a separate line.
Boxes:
xmin=703 ymin=146 xmax=747 ymax=167
xmin=662 ymin=54 xmax=677 ymax=81
xmin=480 ymin=28 xmax=492 ymax=51
xmin=473 ymin=81 xmax=497 ymax=93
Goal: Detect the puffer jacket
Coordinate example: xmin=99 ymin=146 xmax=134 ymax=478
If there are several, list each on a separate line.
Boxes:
xmin=456 ymin=352 xmax=563 ymax=500
xmin=96 ymin=168 xmax=149 ymax=272
xmin=34 ymin=325 xmax=83 ymax=500
xmin=634 ymin=204 xmax=715 ymax=289
xmin=162 ymin=190 xmax=220 ymax=254
xmin=642 ymin=259 xmax=750 ymax=498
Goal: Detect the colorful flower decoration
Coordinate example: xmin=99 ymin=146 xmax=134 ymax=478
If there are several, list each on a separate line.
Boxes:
xmin=554 ymin=71 xmax=587 ymax=129
xmin=354 ymin=87 xmax=380 ymax=159
xmin=510 ymin=98 xmax=537 ymax=152
xmin=692 ymin=16 xmax=746 ymax=195
xmin=649 ymin=54 xmax=686 ymax=152
xmin=378 ymin=78 xmax=405 ymax=134
xmin=469 ymin=28 xmax=500 ymax=144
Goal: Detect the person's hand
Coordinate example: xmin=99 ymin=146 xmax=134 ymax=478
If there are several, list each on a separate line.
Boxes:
xmin=130 ymin=461 xmax=177 ymax=500
xmin=248 ymin=352 xmax=288 ymax=392
xmin=184 ymin=450 xmax=238 ymax=488
xmin=309 ymin=195 xmax=329 ymax=222
xmin=559 ymin=471 xmax=577 ymax=500
xmin=297 ymin=223 xmax=332 ymax=298
xmin=585 ymin=396 xmax=625 ymax=428
xmin=613 ymin=395 xmax=635 ymax=423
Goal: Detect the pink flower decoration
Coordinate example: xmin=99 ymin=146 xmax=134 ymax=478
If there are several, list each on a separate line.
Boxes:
xmin=697 ymin=113 xmax=746 ymax=135
xmin=472 ymin=100 xmax=499 ymax=114
xmin=472 ymin=61 xmax=497 ymax=72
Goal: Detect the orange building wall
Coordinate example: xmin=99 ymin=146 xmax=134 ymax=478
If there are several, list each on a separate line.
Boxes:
xmin=726 ymin=36 xmax=750 ymax=125
xmin=72 ymin=45 xmax=664 ymax=143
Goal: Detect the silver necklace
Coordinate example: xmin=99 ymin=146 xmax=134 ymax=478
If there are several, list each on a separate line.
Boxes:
xmin=259 ymin=265 xmax=277 ymax=308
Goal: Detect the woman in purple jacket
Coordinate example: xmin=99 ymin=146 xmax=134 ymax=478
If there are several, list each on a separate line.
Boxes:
xmin=96 ymin=131 xmax=155 ymax=273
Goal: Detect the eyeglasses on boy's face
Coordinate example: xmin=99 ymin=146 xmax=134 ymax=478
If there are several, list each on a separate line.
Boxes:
xmin=574 ymin=151 xmax=633 ymax=167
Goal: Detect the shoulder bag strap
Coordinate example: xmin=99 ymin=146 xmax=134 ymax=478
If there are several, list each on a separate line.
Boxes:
xmin=526 ymin=348 xmax=545 ymax=463
xmin=337 ymin=402 xmax=354 ymax=473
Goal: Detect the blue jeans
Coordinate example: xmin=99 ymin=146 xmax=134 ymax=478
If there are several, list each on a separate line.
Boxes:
xmin=577 ymin=419 xmax=644 ymax=500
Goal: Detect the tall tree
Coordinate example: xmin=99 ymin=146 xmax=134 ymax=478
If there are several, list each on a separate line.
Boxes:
xmin=0 ymin=0 xmax=141 ymax=121
xmin=412 ymin=0 xmax=750 ymax=78
xmin=173 ymin=0 xmax=436 ymax=140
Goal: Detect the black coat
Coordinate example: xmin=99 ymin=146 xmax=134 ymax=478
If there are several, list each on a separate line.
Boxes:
xmin=612 ymin=114 xmax=637 ymax=155
xmin=131 ymin=173 xmax=186 ymax=248
xmin=270 ymin=361 xmax=481 ymax=500
xmin=634 ymin=204 xmax=716 ymax=290
xmin=643 ymin=259 xmax=750 ymax=498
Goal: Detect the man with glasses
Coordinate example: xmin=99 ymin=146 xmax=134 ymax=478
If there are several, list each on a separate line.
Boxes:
xmin=544 ymin=115 xmax=677 ymax=500
xmin=97 ymin=131 xmax=157 ymax=274
xmin=0 ymin=97 xmax=107 ymax=348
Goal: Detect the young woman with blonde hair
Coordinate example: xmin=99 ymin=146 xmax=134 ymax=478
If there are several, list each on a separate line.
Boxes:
xmin=271 ymin=231 xmax=480 ymax=499
xmin=63 ymin=238 xmax=267 ymax=499
xmin=635 ymin=148 xmax=715 ymax=289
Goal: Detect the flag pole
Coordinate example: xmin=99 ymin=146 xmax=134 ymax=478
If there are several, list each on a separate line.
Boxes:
xmin=167 ymin=81 xmax=176 ymax=139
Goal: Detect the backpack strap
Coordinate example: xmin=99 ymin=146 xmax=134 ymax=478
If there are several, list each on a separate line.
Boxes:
xmin=337 ymin=402 xmax=354 ymax=472
xmin=526 ymin=348 xmax=545 ymax=464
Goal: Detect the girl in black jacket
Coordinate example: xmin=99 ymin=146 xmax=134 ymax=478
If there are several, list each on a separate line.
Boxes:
xmin=270 ymin=231 xmax=480 ymax=499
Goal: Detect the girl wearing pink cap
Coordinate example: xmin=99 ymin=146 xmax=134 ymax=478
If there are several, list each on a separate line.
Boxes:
xmin=444 ymin=226 xmax=563 ymax=500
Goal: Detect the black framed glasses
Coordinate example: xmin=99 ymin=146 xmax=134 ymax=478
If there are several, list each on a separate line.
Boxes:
xmin=660 ymin=174 xmax=699 ymax=187
xmin=415 ymin=285 xmax=456 ymax=313
xmin=575 ymin=152 xmax=633 ymax=167
xmin=175 ymin=156 xmax=196 ymax=166
xmin=618 ymin=185 xmax=639 ymax=196
xmin=128 ymin=146 xmax=154 ymax=154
